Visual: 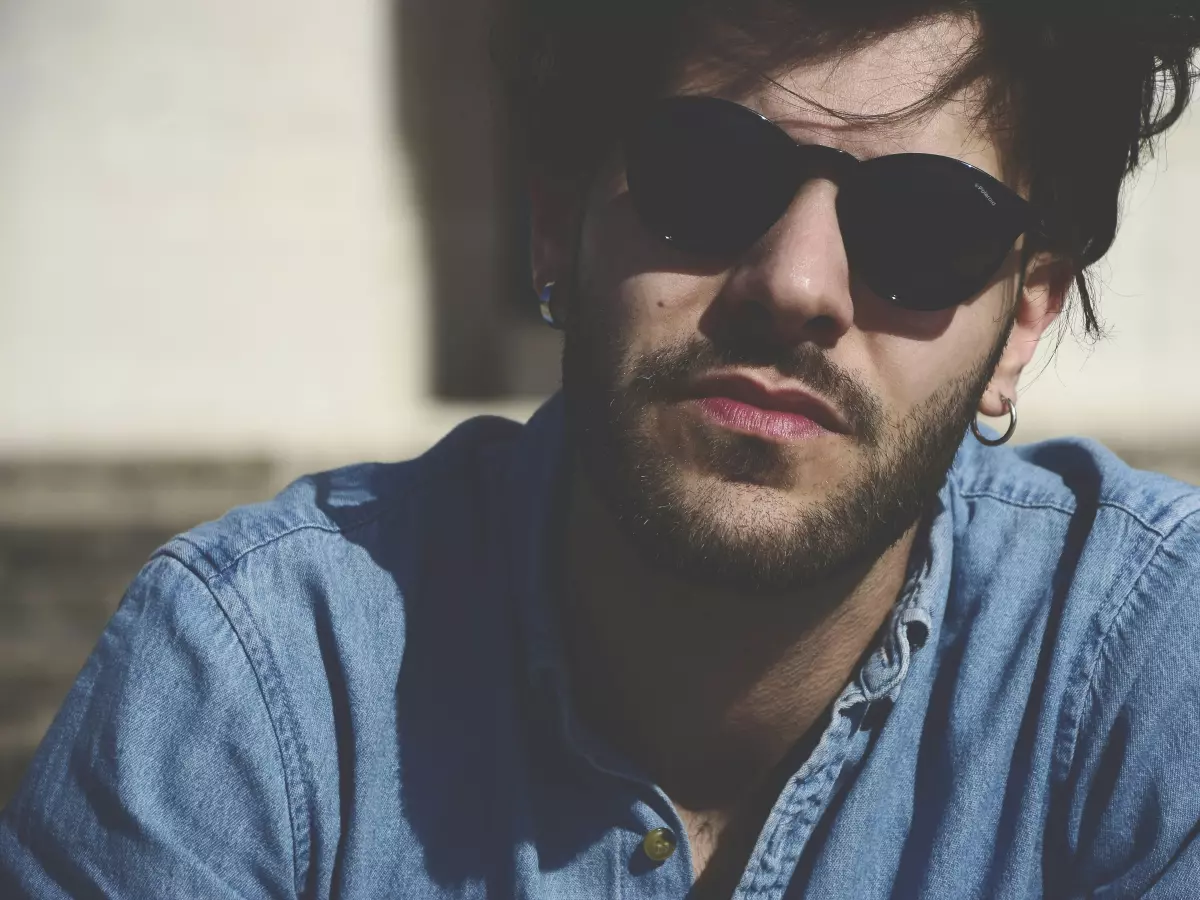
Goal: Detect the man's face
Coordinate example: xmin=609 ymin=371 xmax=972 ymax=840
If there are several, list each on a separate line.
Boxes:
xmin=559 ymin=17 xmax=1024 ymax=593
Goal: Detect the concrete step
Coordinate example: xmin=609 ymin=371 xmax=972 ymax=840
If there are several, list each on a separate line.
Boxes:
xmin=0 ymin=458 xmax=274 ymax=808
xmin=0 ymin=524 xmax=185 ymax=807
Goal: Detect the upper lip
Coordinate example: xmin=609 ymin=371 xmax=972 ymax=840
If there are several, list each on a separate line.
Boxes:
xmin=687 ymin=372 xmax=850 ymax=434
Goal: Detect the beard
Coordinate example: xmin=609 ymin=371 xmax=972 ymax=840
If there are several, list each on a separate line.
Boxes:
xmin=562 ymin=287 xmax=1012 ymax=596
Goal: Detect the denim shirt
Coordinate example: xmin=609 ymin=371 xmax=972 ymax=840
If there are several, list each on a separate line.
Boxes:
xmin=3 ymin=394 xmax=1200 ymax=899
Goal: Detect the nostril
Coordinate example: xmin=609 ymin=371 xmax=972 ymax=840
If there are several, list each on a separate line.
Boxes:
xmin=798 ymin=314 xmax=845 ymax=347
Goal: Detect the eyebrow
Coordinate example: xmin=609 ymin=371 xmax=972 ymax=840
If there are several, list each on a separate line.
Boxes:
xmin=769 ymin=111 xmax=864 ymax=132
xmin=767 ymin=115 xmax=901 ymax=160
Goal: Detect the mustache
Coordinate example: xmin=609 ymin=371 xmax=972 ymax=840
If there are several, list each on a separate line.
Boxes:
xmin=624 ymin=336 xmax=885 ymax=445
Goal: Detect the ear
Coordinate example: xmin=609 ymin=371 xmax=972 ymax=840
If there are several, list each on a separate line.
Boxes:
xmin=529 ymin=175 xmax=585 ymax=295
xmin=979 ymin=252 xmax=1071 ymax=417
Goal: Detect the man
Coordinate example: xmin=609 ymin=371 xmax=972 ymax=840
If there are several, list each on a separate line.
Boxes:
xmin=4 ymin=1 xmax=1200 ymax=897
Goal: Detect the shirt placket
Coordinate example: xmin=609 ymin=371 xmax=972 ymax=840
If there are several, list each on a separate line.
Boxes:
xmin=732 ymin=579 xmax=934 ymax=900
xmin=542 ymin=671 xmax=698 ymax=897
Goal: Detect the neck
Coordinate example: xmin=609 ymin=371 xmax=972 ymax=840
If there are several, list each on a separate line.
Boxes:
xmin=561 ymin=467 xmax=918 ymax=813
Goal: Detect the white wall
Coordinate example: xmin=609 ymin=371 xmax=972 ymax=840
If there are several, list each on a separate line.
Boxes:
xmin=0 ymin=2 xmax=1197 ymax=458
xmin=0 ymin=0 xmax=432 ymax=457
xmin=1019 ymin=104 xmax=1200 ymax=446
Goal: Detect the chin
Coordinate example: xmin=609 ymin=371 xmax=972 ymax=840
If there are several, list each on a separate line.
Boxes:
xmin=680 ymin=467 xmax=805 ymax=511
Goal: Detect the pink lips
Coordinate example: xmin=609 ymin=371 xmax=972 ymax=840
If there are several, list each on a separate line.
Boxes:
xmin=697 ymin=396 xmax=829 ymax=440
xmin=686 ymin=373 xmax=846 ymax=441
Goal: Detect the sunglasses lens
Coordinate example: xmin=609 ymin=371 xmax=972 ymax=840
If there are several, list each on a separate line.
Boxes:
xmin=626 ymin=98 xmax=797 ymax=257
xmin=839 ymin=155 xmax=1024 ymax=311
xmin=628 ymin=99 xmax=1031 ymax=311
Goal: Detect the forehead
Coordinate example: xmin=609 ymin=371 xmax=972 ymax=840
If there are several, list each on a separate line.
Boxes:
xmin=686 ymin=14 xmax=1001 ymax=177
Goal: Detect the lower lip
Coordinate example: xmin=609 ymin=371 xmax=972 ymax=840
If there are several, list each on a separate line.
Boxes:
xmin=695 ymin=397 xmax=831 ymax=440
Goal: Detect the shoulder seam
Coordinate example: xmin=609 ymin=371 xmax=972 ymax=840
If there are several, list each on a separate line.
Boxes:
xmin=172 ymin=445 xmax=479 ymax=581
xmin=153 ymin=546 xmax=312 ymax=897
xmin=955 ymin=487 xmax=1191 ymax=539
xmin=175 ymin=501 xmax=404 ymax=581
xmin=955 ymin=487 xmax=1076 ymax=517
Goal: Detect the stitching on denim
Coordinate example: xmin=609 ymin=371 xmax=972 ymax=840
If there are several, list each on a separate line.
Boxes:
xmin=156 ymin=548 xmax=314 ymax=897
xmin=176 ymin=505 xmax=400 ymax=582
xmin=954 ymin=488 xmax=1077 ymax=518
xmin=183 ymin=457 xmax=460 ymax=581
xmin=955 ymin=486 xmax=1200 ymax=539
xmin=1051 ymin=509 xmax=1200 ymax=796
xmin=154 ymin=463 xmax=455 ymax=892
xmin=1140 ymin=814 xmax=1200 ymax=895
xmin=223 ymin=580 xmax=319 ymax=898
xmin=741 ymin=718 xmax=856 ymax=897
xmin=1052 ymin=555 xmax=1152 ymax=788
xmin=185 ymin=524 xmax=340 ymax=579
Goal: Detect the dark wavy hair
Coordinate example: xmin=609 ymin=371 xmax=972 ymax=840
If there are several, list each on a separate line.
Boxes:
xmin=494 ymin=0 xmax=1200 ymax=336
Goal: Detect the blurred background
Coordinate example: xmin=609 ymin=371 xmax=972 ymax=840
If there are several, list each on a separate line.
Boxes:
xmin=1 ymin=1 xmax=1198 ymax=806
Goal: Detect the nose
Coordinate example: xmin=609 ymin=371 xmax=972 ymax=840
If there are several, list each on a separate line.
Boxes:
xmin=715 ymin=179 xmax=854 ymax=347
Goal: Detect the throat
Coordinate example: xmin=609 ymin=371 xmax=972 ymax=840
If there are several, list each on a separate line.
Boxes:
xmin=560 ymin=467 xmax=920 ymax=880
xmin=674 ymin=709 xmax=829 ymax=889
xmin=562 ymin=550 xmax=904 ymax=810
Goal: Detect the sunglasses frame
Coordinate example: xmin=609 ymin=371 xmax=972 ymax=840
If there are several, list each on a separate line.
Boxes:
xmin=624 ymin=96 xmax=1046 ymax=312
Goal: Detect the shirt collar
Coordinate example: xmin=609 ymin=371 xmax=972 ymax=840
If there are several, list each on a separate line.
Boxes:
xmin=852 ymin=495 xmax=951 ymax=706
xmin=501 ymin=392 xmax=571 ymax=682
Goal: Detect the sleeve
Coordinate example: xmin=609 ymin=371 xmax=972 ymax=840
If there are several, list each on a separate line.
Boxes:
xmin=0 ymin=553 xmax=299 ymax=899
xmin=1054 ymin=514 xmax=1200 ymax=899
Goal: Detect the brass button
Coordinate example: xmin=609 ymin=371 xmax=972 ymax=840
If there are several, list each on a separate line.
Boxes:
xmin=642 ymin=827 xmax=677 ymax=862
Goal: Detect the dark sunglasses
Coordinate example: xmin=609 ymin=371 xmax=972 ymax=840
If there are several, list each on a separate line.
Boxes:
xmin=623 ymin=96 xmax=1044 ymax=312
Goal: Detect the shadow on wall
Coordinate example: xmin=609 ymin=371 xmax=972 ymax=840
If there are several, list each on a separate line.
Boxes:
xmin=391 ymin=0 xmax=536 ymax=400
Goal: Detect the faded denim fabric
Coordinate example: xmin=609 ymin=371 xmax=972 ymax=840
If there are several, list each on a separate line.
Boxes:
xmin=3 ymin=393 xmax=1200 ymax=899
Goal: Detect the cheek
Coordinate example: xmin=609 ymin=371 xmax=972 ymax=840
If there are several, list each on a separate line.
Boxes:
xmin=615 ymin=273 xmax=713 ymax=353
xmin=865 ymin=308 xmax=1001 ymax=417
xmin=580 ymin=195 xmax=725 ymax=358
xmin=856 ymin=273 xmax=1016 ymax=415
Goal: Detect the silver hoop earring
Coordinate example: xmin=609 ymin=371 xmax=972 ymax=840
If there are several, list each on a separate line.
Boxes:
xmin=972 ymin=395 xmax=1018 ymax=447
xmin=539 ymin=282 xmax=563 ymax=330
